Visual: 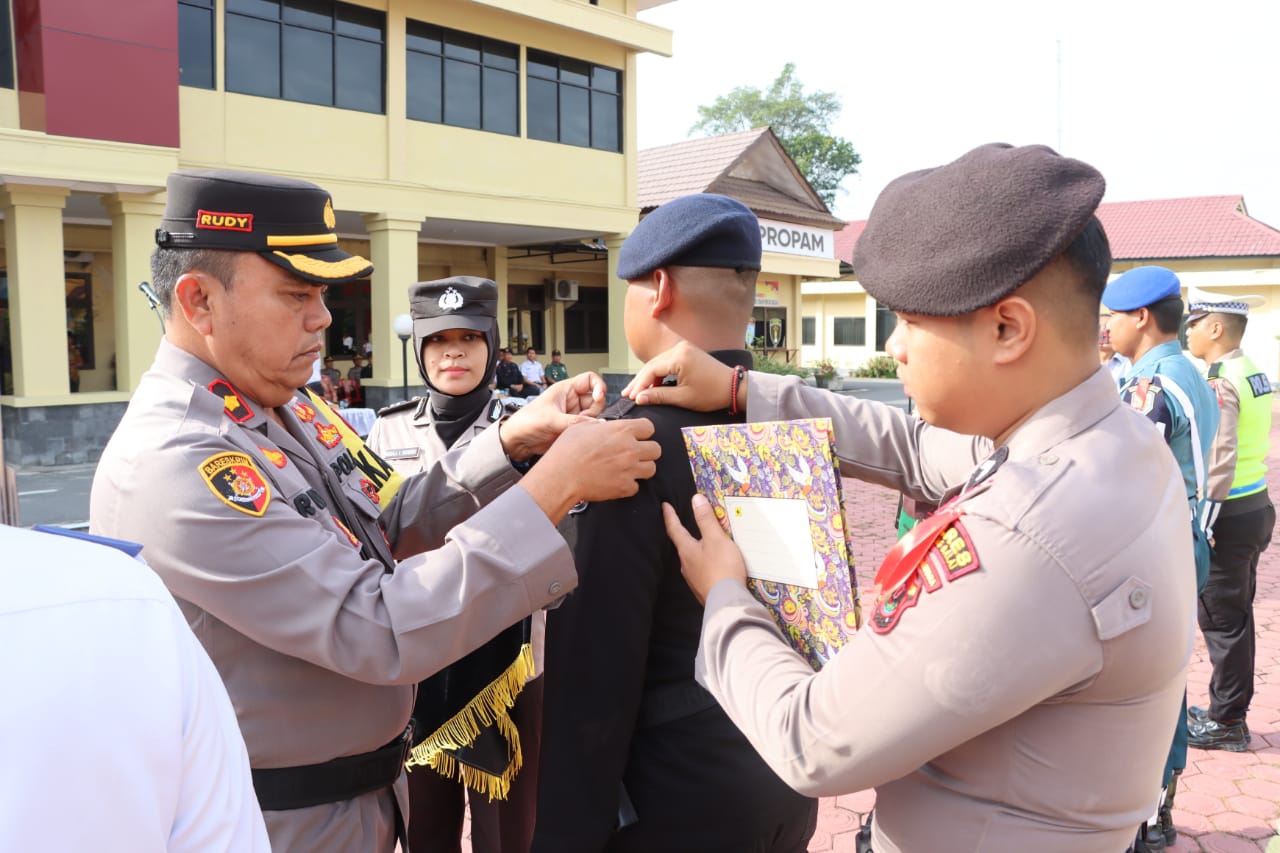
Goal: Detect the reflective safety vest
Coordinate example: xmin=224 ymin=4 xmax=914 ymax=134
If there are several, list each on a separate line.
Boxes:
xmin=1209 ymin=353 xmax=1273 ymax=499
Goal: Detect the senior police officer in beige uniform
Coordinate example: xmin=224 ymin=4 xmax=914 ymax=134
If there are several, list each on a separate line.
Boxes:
xmin=90 ymin=170 xmax=659 ymax=853
xmin=623 ymin=144 xmax=1197 ymax=851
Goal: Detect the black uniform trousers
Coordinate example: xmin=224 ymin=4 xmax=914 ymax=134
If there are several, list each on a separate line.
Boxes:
xmin=1198 ymin=493 xmax=1274 ymax=722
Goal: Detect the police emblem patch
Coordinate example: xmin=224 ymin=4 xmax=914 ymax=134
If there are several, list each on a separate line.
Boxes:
xmin=870 ymin=514 xmax=982 ymax=635
xmin=292 ymin=401 xmax=316 ymax=422
xmin=200 ymin=453 xmax=271 ymax=516
xmin=360 ymin=478 xmax=380 ymax=504
xmin=1126 ymin=377 xmax=1159 ymax=416
xmin=259 ymin=447 xmax=288 ymax=468
xmin=438 ymin=287 xmax=464 ymax=312
xmin=315 ymin=422 xmax=341 ymax=449
xmin=208 ymin=379 xmax=253 ymax=423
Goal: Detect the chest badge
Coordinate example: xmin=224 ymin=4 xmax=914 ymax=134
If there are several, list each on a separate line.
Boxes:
xmin=315 ymin=422 xmax=342 ymax=449
xmin=259 ymin=447 xmax=288 ymax=468
xmin=292 ymin=401 xmax=317 ymax=422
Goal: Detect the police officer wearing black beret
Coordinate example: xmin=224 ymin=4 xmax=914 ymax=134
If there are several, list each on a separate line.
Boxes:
xmin=621 ymin=145 xmax=1199 ymax=851
xmin=533 ymin=193 xmax=819 ymax=853
xmin=91 ymin=169 xmax=660 ymax=853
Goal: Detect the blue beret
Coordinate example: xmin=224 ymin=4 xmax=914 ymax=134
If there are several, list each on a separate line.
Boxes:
xmin=617 ymin=193 xmax=762 ymax=280
xmin=1102 ymin=266 xmax=1182 ymax=312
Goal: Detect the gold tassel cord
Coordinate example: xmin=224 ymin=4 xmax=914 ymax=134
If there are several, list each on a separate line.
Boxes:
xmin=405 ymin=643 xmax=535 ymax=799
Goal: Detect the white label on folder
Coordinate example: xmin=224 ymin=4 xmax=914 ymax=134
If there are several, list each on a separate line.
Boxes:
xmin=724 ymin=496 xmax=819 ymax=589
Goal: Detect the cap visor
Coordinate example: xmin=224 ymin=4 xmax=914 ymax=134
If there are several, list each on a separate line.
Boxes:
xmin=263 ymin=246 xmax=373 ymax=284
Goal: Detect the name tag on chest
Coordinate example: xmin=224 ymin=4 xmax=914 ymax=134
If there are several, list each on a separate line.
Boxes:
xmin=381 ymin=447 xmax=421 ymax=461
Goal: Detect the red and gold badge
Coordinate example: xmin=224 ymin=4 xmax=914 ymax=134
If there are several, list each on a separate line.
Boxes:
xmin=315 ymin=422 xmax=341 ymax=449
xmin=259 ymin=447 xmax=287 ymax=468
xmin=869 ymin=508 xmax=982 ymax=635
xmin=199 ymin=453 xmax=271 ymax=516
xmin=208 ymin=379 xmax=253 ymax=423
xmin=292 ymin=401 xmax=316 ymax=422
xmin=332 ymin=516 xmax=360 ymax=548
xmin=360 ymin=478 xmax=380 ymax=505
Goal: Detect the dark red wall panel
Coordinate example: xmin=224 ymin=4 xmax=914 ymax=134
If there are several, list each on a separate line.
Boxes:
xmin=14 ymin=0 xmax=179 ymax=147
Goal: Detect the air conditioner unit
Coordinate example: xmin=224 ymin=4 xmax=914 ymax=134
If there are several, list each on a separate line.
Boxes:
xmin=553 ymin=279 xmax=579 ymax=301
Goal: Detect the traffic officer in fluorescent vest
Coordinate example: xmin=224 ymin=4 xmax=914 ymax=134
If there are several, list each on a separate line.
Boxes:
xmin=620 ymin=143 xmax=1197 ymax=851
xmin=367 ymin=276 xmax=544 ymax=853
xmin=1184 ymin=287 xmax=1275 ymax=752
xmin=1102 ymin=265 xmax=1219 ymax=851
xmin=90 ymin=169 xmax=659 ymax=853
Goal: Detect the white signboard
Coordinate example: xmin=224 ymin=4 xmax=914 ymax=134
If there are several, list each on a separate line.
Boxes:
xmin=758 ymin=218 xmax=834 ymax=259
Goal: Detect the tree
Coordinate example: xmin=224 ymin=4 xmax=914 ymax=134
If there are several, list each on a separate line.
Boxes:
xmin=691 ymin=63 xmax=860 ymax=208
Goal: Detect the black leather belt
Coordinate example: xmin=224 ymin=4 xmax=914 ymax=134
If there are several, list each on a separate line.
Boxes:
xmin=252 ymin=725 xmax=413 ymax=812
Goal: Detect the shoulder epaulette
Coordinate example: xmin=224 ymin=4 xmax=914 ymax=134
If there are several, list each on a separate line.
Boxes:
xmin=601 ymin=398 xmax=636 ymax=421
xmin=377 ymin=397 xmax=425 ymax=417
xmin=1207 ymin=362 xmax=1223 ymax=379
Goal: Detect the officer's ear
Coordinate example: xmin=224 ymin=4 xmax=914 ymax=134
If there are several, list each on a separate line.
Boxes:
xmin=987 ymin=294 xmax=1036 ymax=366
xmin=173 ymin=271 xmax=217 ymax=335
xmin=651 ymin=268 xmax=675 ymax=318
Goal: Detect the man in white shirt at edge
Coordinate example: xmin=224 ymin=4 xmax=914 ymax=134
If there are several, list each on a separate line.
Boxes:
xmin=521 ymin=347 xmax=547 ymax=390
xmin=0 ymin=456 xmax=270 ymax=852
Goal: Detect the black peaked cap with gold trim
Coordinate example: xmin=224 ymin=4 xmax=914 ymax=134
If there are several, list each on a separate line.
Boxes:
xmin=155 ymin=169 xmax=374 ymax=285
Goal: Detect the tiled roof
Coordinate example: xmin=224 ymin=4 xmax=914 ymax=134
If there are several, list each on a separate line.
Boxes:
xmin=637 ymin=128 xmax=769 ymax=209
xmin=838 ymin=196 xmax=1280 ymax=267
xmin=1096 ymin=196 xmax=1280 ymax=259
xmin=637 ymin=127 xmax=843 ymax=227
xmin=833 ymin=220 xmax=865 ymax=264
xmin=711 ymin=176 xmax=845 ymax=228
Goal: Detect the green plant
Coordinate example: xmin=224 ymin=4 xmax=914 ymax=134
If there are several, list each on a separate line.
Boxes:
xmin=752 ymin=355 xmax=809 ymax=377
xmin=852 ymin=355 xmax=899 ymax=379
xmin=809 ymin=357 xmax=838 ymax=379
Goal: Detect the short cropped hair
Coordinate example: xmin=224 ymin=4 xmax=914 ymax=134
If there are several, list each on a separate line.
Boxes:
xmin=150 ymin=248 xmax=239 ymax=314
xmin=1145 ymin=296 xmax=1184 ymax=335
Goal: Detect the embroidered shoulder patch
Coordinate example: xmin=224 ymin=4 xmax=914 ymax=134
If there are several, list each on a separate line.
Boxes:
xmin=200 ymin=453 xmax=271 ymax=516
xmin=208 ymin=379 xmax=253 ymax=423
xmin=1247 ymin=372 xmax=1273 ymax=398
xmin=871 ymin=520 xmax=981 ymax=635
xmin=1125 ymin=377 xmax=1160 ymax=416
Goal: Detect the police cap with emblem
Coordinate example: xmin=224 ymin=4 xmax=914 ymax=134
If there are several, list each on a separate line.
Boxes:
xmin=616 ymin=193 xmax=762 ymax=280
xmin=1102 ymin=265 xmax=1182 ymax=313
xmin=1186 ymin=285 xmax=1265 ymax=322
xmin=854 ymin=143 xmax=1107 ymax=316
xmin=407 ymin=276 xmax=500 ymax=388
xmin=155 ymin=169 xmax=373 ymax=285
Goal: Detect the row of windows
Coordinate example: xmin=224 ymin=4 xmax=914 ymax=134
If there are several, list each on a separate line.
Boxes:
xmin=178 ymin=0 xmax=623 ymax=152
xmin=802 ymin=308 xmax=897 ymax=351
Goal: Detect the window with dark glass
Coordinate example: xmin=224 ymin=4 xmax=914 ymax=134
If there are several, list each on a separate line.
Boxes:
xmin=225 ymin=0 xmax=384 ymax=113
xmin=801 ymin=316 xmax=816 ymax=346
xmin=526 ymin=49 xmax=621 ymax=152
xmin=833 ymin=316 xmax=865 ymax=346
xmin=0 ymin=0 xmax=15 ymax=89
xmin=564 ymin=286 xmax=608 ymax=352
xmin=406 ymin=21 xmax=516 ymax=135
xmin=875 ymin=303 xmax=896 ymax=352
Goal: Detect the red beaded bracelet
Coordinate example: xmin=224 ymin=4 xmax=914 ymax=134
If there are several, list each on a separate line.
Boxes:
xmin=728 ymin=365 xmax=746 ymax=416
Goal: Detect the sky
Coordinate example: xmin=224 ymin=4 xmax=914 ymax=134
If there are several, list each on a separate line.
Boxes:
xmin=636 ymin=0 xmax=1280 ymax=230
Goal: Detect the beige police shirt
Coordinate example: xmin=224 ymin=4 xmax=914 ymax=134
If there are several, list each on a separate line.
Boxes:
xmin=694 ymin=366 xmax=1195 ymax=852
xmin=90 ymin=341 xmax=576 ymax=853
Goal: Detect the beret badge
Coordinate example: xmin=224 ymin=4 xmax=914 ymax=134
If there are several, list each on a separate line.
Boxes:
xmin=438 ymin=287 xmax=465 ymax=312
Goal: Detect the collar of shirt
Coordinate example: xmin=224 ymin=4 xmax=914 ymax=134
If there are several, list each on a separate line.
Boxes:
xmin=1000 ymin=367 xmax=1123 ymax=465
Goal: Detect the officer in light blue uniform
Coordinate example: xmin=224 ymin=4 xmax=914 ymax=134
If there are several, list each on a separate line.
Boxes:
xmin=1103 ymin=265 xmax=1219 ymax=852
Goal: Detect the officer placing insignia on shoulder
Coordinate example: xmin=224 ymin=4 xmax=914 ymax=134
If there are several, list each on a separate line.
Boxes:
xmin=90 ymin=169 xmax=660 ymax=853
xmin=622 ymin=144 xmax=1197 ymax=851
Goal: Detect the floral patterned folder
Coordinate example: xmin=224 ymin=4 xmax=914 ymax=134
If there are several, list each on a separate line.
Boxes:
xmin=682 ymin=418 xmax=860 ymax=670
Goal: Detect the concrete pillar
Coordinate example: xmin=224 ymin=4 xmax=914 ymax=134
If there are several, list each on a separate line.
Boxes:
xmin=363 ymin=213 xmax=421 ymax=393
xmin=0 ymin=184 xmax=71 ymax=397
xmin=488 ymin=244 xmax=509 ymax=347
xmin=104 ymin=192 xmax=166 ymax=391
xmin=604 ymin=234 xmax=636 ymax=375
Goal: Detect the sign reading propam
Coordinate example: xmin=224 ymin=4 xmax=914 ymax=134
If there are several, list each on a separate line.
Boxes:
xmin=758 ymin=218 xmax=834 ymax=259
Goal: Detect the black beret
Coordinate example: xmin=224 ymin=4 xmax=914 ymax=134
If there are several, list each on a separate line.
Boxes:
xmin=854 ymin=143 xmax=1106 ymax=316
xmin=617 ymin=193 xmax=762 ymax=280
xmin=155 ymin=169 xmax=373 ymax=285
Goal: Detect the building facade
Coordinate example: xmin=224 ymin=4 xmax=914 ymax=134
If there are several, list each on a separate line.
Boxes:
xmin=0 ymin=0 xmax=674 ymax=465
xmin=804 ymin=196 xmax=1280 ymax=379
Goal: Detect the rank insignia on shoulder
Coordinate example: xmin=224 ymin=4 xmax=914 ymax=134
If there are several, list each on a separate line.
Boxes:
xmin=377 ymin=398 xmax=420 ymax=417
xmin=488 ymin=398 xmax=504 ymax=422
xmin=208 ymin=379 xmax=253 ymax=423
xmin=199 ymin=452 xmax=271 ymax=516
xmin=292 ymin=401 xmax=317 ymax=422
xmin=259 ymin=447 xmax=288 ymax=468
xmin=381 ymin=447 xmax=421 ymax=461
xmin=870 ymin=514 xmax=981 ymax=635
